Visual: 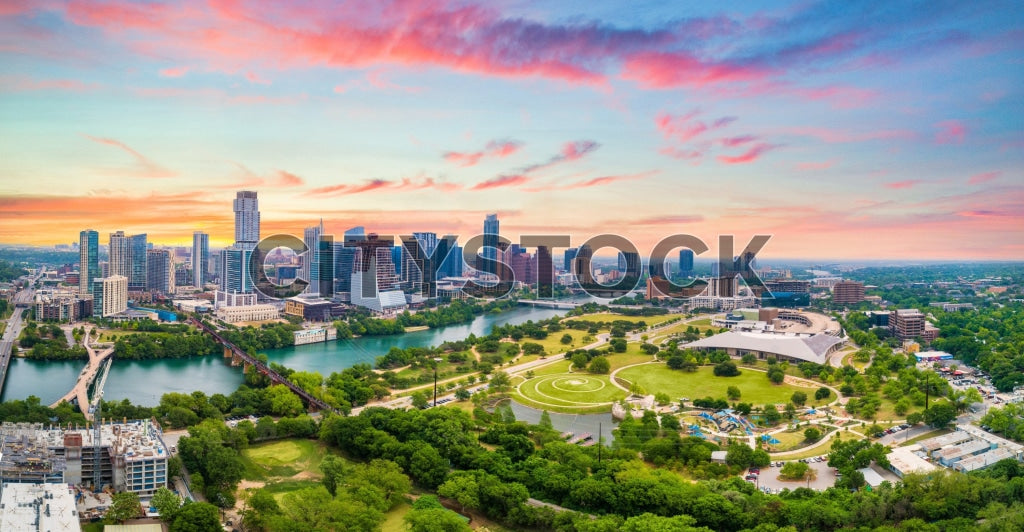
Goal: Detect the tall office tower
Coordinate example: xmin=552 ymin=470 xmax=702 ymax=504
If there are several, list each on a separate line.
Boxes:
xmin=209 ymin=250 xmax=222 ymax=284
xmin=192 ymin=231 xmax=209 ymax=289
xmin=79 ymin=230 xmax=99 ymax=296
xmin=439 ymin=243 xmax=462 ymax=278
xmin=108 ymin=231 xmax=130 ymax=278
xmin=536 ymin=245 xmax=554 ymax=296
xmin=221 ymin=191 xmax=261 ymax=295
xmin=482 ymin=213 xmax=499 ymax=275
xmin=146 ymin=249 xmax=171 ymax=294
xmin=391 ymin=246 xmax=404 ymax=277
xmin=412 ymin=232 xmax=438 ymax=257
xmin=563 ymin=248 xmax=578 ymax=273
xmin=679 ymin=249 xmax=694 ymax=277
xmin=573 ymin=245 xmax=593 ymax=284
xmin=128 ymin=233 xmax=148 ymax=291
xmin=301 ymin=221 xmax=323 ymax=294
xmin=350 ymin=234 xmax=405 ymax=312
xmin=221 ymin=248 xmax=254 ymax=294
xmin=233 ymin=190 xmax=260 ymax=246
xmin=332 ymin=227 xmax=365 ymax=297
xmin=618 ymin=251 xmax=641 ymax=277
xmin=504 ymin=245 xmax=536 ymax=284
xmin=402 ymin=232 xmax=439 ymax=292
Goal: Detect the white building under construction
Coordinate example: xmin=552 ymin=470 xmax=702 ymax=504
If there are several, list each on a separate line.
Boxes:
xmin=0 ymin=420 xmax=169 ymax=498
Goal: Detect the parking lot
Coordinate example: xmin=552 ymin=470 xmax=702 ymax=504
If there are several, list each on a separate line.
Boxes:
xmin=746 ymin=457 xmax=838 ymax=493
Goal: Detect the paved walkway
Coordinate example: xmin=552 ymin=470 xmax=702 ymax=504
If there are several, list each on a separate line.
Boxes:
xmin=50 ymin=327 xmax=115 ymax=419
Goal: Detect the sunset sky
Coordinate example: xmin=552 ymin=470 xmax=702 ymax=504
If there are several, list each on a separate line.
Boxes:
xmin=1 ymin=0 xmax=1022 ymax=260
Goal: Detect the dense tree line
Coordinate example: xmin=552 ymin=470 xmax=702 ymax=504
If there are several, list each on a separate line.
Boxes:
xmin=219 ymin=321 xmax=300 ymax=353
xmin=334 ymin=299 xmax=518 ymax=339
xmin=113 ymin=332 xmax=219 ymax=359
xmin=0 ymin=259 xmax=28 ymax=282
xmin=18 ymin=321 xmax=87 ymax=360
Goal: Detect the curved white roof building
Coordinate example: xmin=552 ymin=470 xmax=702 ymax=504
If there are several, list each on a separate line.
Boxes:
xmin=686 ymin=330 xmax=845 ymax=365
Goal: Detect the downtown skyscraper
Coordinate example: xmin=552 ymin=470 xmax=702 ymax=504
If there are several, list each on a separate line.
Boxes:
xmin=482 ymin=213 xmax=499 ymax=275
xmin=192 ymin=231 xmax=209 ymax=289
xmin=301 ymin=220 xmax=324 ymax=295
xmin=220 ymin=191 xmax=260 ymax=296
xmin=79 ymin=230 xmax=99 ymax=296
xmin=128 ymin=233 xmax=147 ymax=291
xmin=108 ymin=230 xmax=129 ymax=278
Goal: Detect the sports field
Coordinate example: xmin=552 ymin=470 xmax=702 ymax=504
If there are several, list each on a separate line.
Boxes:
xmin=616 ymin=364 xmax=830 ymax=406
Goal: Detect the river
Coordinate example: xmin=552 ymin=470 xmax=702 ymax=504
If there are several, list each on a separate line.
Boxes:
xmin=2 ymin=305 xmax=569 ymax=406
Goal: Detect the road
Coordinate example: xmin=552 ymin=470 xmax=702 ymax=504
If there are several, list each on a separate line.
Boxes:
xmin=0 ymin=267 xmax=43 ymax=396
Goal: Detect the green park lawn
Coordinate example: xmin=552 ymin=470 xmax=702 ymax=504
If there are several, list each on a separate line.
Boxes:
xmin=512 ymin=372 xmax=626 ymax=413
xmin=516 ymin=329 xmax=596 ymax=357
xmin=616 ymin=364 xmax=831 ymax=406
xmin=566 ymin=312 xmax=678 ymax=327
xmin=241 ymin=439 xmax=336 ymax=481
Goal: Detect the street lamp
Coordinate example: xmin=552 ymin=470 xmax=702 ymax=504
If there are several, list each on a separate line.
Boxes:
xmin=432 ymin=357 xmax=443 ymax=407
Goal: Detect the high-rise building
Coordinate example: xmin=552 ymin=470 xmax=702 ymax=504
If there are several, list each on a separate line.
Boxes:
xmin=391 ymin=245 xmax=404 ymax=277
xmin=192 ymin=231 xmax=209 ymax=289
xmin=350 ymin=234 xmax=406 ymax=313
xmin=128 ymin=233 xmax=148 ymax=291
xmin=564 ymin=248 xmax=578 ymax=273
xmin=679 ymin=249 xmax=694 ymax=276
xmin=833 ymin=281 xmax=865 ymax=304
xmin=301 ymin=221 xmax=323 ymax=295
xmin=618 ymin=251 xmax=641 ymax=277
xmin=889 ymin=309 xmax=938 ymax=343
xmin=482 ymin=213 xmax=499 ymax=275
xmin=574 ymin=245 xmax=594 ymax=284
xmin=92 ymin=275 xmax=128 ymax=317
xmin=79 ymin=230 xmax=99 ymax=296
xmin=233 ymin=190 xmax=260 ymax=246
xmin=146 ymin=249 xmax=171 ymax=294
xmin=108 ymin=231 xmax=130 ymax=278
xmin=221 ymin=191 xmax=261 ymax=296
xmin=439 ymin=243 xmax=462 ymax=278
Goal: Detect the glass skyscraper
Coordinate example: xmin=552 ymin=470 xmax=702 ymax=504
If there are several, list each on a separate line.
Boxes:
xmin=221 ymin=191 xmax=260 ymax=295
xmin=482 ymin=213 xmax=499 ymax=275
xmin=128 ymin=233 xmax=148 ymax=291
xmin=233 ymin=190 xmax=260 ymax=246
xmin=79 ymin=230 xmax=99 ymax=296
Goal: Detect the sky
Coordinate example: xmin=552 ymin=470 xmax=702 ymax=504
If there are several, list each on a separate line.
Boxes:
xmin=0 ymin=0 xmax=1022 ymax=261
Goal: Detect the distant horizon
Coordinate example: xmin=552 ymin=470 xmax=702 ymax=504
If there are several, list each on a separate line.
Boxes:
xmin=2 ymin=2 xmax=1022 ymax=260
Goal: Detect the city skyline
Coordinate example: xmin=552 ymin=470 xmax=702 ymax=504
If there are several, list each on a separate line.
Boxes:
xmin=1 ymin=1 xmax=1022 ymax=260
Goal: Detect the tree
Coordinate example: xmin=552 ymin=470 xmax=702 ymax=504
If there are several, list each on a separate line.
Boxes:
xmin=571 ymin=352 xmax=589 ymax=370
xmin=714 ymin=361 xmax=741 ymax=377
xmin=170 ymin=501 xmax=221 ymax=532
xmin=265 ymin=384 xmax=304 ymax=417
xmin=924 ymin=400 xmax=957 ymax=428
xmin=106 ymin=492 xmax=141 ymax=524
xmin=489 ymin=371 xmax=512 ymax=392
xmin=727 ymin=386 xmax=741 ymax=401
xmin=151 ymin=487 xmax=182 ymax=523
xmin=907 ymin=411 xmax=925 ymax=425
xmin=404 ymin=507 xmax=472 ymax=532
xmin=725 ymin=443 xmax=754 ymax=468
xmin=804 ymin=427 xmax=822 ymax=442
xmin=353 ymin=459 xmax=412 ymax=511
xmin=411 ymin=391 xmax=429 ymax=409
xmin=320 ymin=454 xmax=349 ymax=496
xmin=539 ymin=410 xmax=553 ymax=430
xmin=560 ymin=333 xmax=573 ymax=345
xmin=741 ymin=353 xmax=758 ymax=365
xmin=438 ymin=472 xmax=481 ymax=513
xmin=588 ymin=356 xmax=610 ymax=374
xmin=815 ymin=387 xmax=831 ymax=400
xmin=767 ymin=367 xmax=786 ymax=384
xmin=779 ymin=461 xmax=810 ymax=480
xmin=791 ymin=391 xmax=807 ymax=407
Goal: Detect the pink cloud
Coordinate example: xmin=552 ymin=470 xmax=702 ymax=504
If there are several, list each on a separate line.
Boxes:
xmin=716 ymin=143 xmax=777 ymax=164
xmin=967 ymin=171 xmax=1000 ymax=185
xmin=658 ymin=147 xmax=703 ymax=160
xmin=80 ymin=133 xmax=176 ymax=178
xmin=522 ymin=171 xmax=655 ymax=192
xmin=721 ymin=135 xmax=757 ymax=147
xmin=935 ymin=120 xmax=967 ymax=144
xmin=884 ymin=179 xmax=924 ymax=190
xmin=560 ymin=140 xmax=599 ymax=161
xmin=159 ymin=66 xmax=188 ymax=78
xmin=443 ymin=139 xmax=522 ymax=167
xmin=471 ymin=174 xmax=530 ymax=191
xmin=656 ymin=110 xmax=735 ymax=143
xmin=307 ymin=177 xmax=460 ymax=196
xmin=621 ymin=51 xmax=767 ymax=89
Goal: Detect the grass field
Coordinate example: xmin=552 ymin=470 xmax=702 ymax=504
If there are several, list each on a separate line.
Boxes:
xmin=516 ymin=329 xmax=595 ymax=357
xmin=616 ymin=364 xmax=832 ymax=406
xmin=566 ymin=312 xmax=678 ymax=327
xmin=381 ymin=501 xmax=413 ymax=531
xmin=512 ymin=372 xmax=626 ymax=413
xmin=242 ymin=439 xmax=335 ymax=481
